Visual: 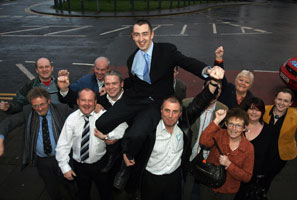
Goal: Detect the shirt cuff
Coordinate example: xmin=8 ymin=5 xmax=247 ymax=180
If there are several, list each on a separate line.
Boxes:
xmin=0 ymin=134 xmax=5 ymax=140
xmin=202 ymin=66 xmax=212 ymax=78
xmin=60 ymin=163 xmax=72 ymax=174
xmin=59 ymin=90 xmax=69 ymax=97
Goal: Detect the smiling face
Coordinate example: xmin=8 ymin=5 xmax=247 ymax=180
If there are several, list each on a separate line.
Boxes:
xmin=104 ymin=75 xmax=123 ymax=101
xmin=274 ymin=92 xmax=293 ymax=113
xmin=31 ymin=97 xmax=50 ymax=116
xmin=225 ymin=117 xmax=245 ymax=140
xmin=161 ymin=99 xmax=182 ymax=131
xmin=77 ymin=89 xmax=96 ymax=115
xmin=94 ymin=58 xmax=110 ymax=82
xmin=36 ymin=58 xmax=53 ymax=82
xmin=235 ymin=76 xmax=251 ymax=94
xmin=247 ymin=105 xmax=262 ymax=122
xmin=132 ymin=24 xmax=154 ymax=52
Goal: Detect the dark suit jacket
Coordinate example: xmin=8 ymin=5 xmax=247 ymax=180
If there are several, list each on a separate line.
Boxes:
xmin=0 ymin=104 xmax=73 ymax=167
xmin=124 ymin=43 xmax=207 ymax=103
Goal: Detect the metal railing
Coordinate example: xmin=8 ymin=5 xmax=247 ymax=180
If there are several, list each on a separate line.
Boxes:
xmin=54 ymin=0 xmax=241 ymax=13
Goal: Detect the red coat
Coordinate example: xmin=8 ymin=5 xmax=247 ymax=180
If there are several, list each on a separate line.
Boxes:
xmin=200 ymin=122 xmax=254 ymax=194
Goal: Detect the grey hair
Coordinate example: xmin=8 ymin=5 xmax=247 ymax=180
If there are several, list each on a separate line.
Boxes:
xmin=235 ymin=70 xmax=254 ymax=88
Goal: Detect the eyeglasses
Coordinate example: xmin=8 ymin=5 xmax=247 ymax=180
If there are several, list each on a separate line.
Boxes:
xmin=32 ymin=102 xmax=47 ymax=109
xmin=225 ymin=122 xmax=243 ymax=129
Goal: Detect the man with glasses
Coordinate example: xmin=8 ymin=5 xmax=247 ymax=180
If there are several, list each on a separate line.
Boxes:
xmin=0 ymin=57 xmax=61 ymax=114
xmin=0 ymin=88 xmax=76 ymax=200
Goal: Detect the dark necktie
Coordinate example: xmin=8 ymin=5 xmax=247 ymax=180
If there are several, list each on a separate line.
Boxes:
xmin=80 ymin=115 xmax=90 ymax=162
xmin=143 ymin=53 xmax=151 ymax=84
xmin=42 ymin=116 xmax=52 ymax=155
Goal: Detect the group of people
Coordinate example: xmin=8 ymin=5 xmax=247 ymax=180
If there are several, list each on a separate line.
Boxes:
xmin=0 ymin=19 xmax=296 ymax=200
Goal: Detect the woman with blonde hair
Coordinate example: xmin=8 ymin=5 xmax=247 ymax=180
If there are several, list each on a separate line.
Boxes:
xmin=214 ymin=46 xmax=254 ymax=109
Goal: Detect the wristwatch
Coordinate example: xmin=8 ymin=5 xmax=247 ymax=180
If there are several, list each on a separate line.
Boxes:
xmin=104 ymin=135 xmax=110 ymax=140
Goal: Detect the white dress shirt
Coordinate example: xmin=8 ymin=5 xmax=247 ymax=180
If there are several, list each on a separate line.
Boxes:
xmin=146 ymin=120 xmax=184 ymax=175
xmin=56 ymin=109 xmax=128 ymax=174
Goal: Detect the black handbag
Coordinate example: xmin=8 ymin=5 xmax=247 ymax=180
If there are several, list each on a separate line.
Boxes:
xmin=189 ymin=137 xmax=226 ymax=189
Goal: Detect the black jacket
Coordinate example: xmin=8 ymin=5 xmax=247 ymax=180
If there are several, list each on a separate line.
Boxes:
xmin=124 ymin=42 xmax=207 ymax=104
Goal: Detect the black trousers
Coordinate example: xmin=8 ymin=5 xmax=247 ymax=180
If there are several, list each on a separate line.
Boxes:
xmin=141 ymin=168 xmax=182 ymax=200
xmin=73 ymin=159 xmax=112 ymax=200
xmin=96 ymin=97 xmax=161 ymax=158
xmin=36 ymin=156 xmax=78 ymax=200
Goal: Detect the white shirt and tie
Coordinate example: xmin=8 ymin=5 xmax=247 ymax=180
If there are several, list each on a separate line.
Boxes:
xmin=55 ymin=109 xmax=128 ymax=174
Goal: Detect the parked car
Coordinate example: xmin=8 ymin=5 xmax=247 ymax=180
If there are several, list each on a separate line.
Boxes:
xmin=279 ymin=57 xmax=297 ymax=91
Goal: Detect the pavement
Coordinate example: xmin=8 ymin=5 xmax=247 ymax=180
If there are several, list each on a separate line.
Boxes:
xmin=1 ymin=0 xmax=297 ymax=200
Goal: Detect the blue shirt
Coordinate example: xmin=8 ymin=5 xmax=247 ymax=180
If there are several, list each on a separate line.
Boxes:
xmin=36 ymin=108 xmax=56 ymax=157
xmin=131 ymin=42 xmax=154 ymax=81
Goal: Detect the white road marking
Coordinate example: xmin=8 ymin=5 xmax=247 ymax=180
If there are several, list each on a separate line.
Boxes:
xmin=241 ymin=26 xmax=252 ymax=33
xmin=16 ymin=64 xmax=35 ymax=80
xmin=44 ymin=26 xmax=91 ymax=36
xmin=180 ymin=24 xmax=187 ymax=35
xmin=2 ymin=3 xmax=17 ymax=6
xmin=153 ymin=25 xmax=161 ymax=31
xmin=12 ymin=16 xmax=23 ymax=18
xmin=254 ymin=29 xmax=268 ymax=33
xmin=25 ymin=61 xmax=35 ymax=64
xmin=100 ymin=26 xmax=131 ymax=36
xmin=254 ymin=70 xmax=278 ymax=73
xmin=212 ymin=23 xmax=217 ymax=34
xmin=72 ymin=63 xmax=94 ymax=66
xmin=0 ymin=15 xmax=9 ymax=18
xmin=1 ymin=34 xmax=86 ymax=37
xmin=221 ymin=32 xmax=272 ymax=35
xmin=0 ymin=26 xmax=50 ymax=35
xmin=0 ymin=60 xmax=2 ymax=62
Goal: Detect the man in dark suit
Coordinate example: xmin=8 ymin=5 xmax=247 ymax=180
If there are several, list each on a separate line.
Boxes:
xmin=0 ymin=88 xmax=76 ymax=200
xmin=95 ymin=19 xmax=220 ymax=189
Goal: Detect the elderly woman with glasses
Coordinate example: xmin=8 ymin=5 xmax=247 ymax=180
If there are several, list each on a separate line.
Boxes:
xmin=214 ymin=46 xmax=254 ymax=109
xmin=199 ymin=108 xmax=254 ymax=200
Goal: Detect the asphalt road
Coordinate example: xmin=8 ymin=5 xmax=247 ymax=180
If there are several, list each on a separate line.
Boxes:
xmin=0 ymin=0 xmax=296 ymax=199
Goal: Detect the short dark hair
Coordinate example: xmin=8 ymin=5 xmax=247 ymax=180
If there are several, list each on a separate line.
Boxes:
xmin=275 ymin=88 xmax=295 ymax=102
xmin=27 ymin=87 xmax=50 ymax=103
xmin=225 ymin=107 xmax=249 ymax=127
xmin=78 ymin=88 xmax=97 ymax=101
xmin=134 ymin=19 xmax=153 ymax=33
xmin=104 ymin=70 xmax=123 ymax=83
xmin=161 ymin=95 xmax=183 ymax=112
xmin=242 ymin=97 xmax=265 ymax=123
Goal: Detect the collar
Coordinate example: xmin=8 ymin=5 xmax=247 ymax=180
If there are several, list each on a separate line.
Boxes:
xmin=107 ymin=89 xmax=124 ymax=105
xmin=159 ymin=119 xmax=179 ymax=134
xmin=140 ymin=42 xmax=154 ymax=58
xmin=269 ymin=105 xmax=288 ymax=118
xmin=78 ymin=110 xmax=94 ymax=118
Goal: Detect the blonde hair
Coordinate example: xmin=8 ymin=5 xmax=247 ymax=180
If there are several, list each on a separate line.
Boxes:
xmin=235 ymin=70 xmax=254 ymax=88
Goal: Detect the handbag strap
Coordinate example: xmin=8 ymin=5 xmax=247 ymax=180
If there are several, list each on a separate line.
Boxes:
xmin=213 ymin=137 xmax=223 ymax=155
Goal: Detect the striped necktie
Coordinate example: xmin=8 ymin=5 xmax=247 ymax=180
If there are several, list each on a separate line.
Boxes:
xmin=80 ymin=115 xmax=90 ymax=162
